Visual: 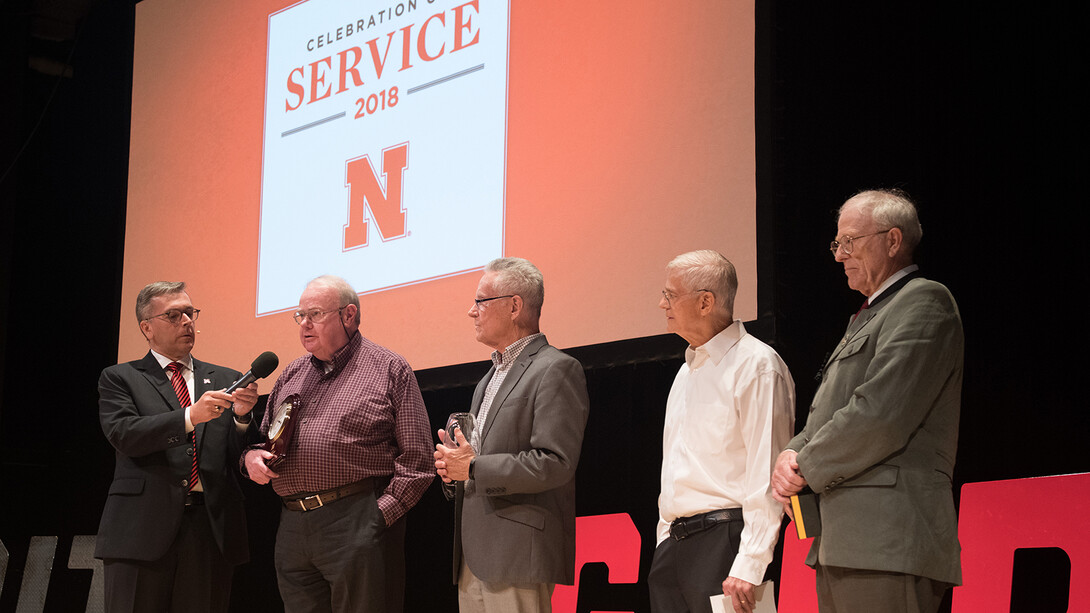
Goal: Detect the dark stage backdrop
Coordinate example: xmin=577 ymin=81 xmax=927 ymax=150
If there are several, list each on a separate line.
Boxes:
xmin=0 ymin=2 xmax=1083 ymax=612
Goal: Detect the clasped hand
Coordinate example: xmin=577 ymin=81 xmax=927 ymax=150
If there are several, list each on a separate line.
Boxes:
xmin=433 ymin=428 xmax=475 ymax=483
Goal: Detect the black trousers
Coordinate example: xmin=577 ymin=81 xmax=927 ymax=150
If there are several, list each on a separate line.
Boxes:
xmin=103 ymin=505 xmax=233 ymax=613
xmin=648 ymin=518 xmax=745 ymax=613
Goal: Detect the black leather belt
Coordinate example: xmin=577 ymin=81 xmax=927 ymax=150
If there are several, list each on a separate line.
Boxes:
xmin=282 ymin=478 xmax=374 ymax=512
xmin=185 ymin=491 xmax=205 ymax=506
xmin=670 ymin=508 xmax=742 ymax=540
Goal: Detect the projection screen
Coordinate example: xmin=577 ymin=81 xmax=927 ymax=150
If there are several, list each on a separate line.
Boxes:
xmin=120 ymin=0 xmax=757 ymax=381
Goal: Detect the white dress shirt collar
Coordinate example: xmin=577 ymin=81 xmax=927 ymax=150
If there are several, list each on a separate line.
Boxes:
xmin=685 ymin=320 xmax=744 ymax=370
xmin=150 ymin=349 xmax=193 ymax=373
xmin=868 ymin=264 xmax=919 ymax=304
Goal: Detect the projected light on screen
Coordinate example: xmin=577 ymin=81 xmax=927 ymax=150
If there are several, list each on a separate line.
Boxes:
xmin=259 ymin=0 xmax=508 ymax=314
xmin=120 ymin=0 xmax=758 ymax=377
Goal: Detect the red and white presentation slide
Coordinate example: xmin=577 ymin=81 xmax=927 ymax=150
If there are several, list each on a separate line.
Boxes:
xmin=260 ymin=0 xmax=509 ymax=313
xmin=120 ymin=0 xmax=757 ymax=378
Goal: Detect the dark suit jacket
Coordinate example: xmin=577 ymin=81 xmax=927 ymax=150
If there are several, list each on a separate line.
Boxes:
xmin=453 ymin=335 xmax=590 ymax=585
xmin=95 ymin=352 xmax=251 ymax=566
xmin=788 ymin=275 xmax=963 ymax=585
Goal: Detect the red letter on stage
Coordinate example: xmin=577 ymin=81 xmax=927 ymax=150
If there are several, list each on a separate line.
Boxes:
xmin=955 ymin=473 xmax=1090 ymax=612
xmin=778 ymin=522 xmax=819 ymax=612
xmin=779 ymin=474 xmax=1090 ymax=612
xmin=552 ymin=513 xmax=641 ymax=613
xmin=344 ymin=144 xmax=409 ymax=250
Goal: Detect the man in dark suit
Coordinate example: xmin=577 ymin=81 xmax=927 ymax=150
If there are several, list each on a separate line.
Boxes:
xmin=771 ymin=189 xmax=963 ymax=613
xmin=96 ymin=281 xmax=259 ymax=612
xmin=434 ymin=257 xmax=590 ymax=613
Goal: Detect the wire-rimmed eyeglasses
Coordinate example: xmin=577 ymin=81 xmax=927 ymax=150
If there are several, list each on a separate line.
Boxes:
xmin=144 ymin=308 xmax=200 ymax=325
xmin=829 ymin=229 xmax=891 ymax=256
xmin=293 ymin=306 xmax=346 ymax=325
xmin=660 ymin=289 xmax=711 ymax=306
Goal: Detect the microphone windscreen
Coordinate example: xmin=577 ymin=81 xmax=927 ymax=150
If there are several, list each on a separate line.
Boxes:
xmin=250 ymin=351 xmax=279 ymax=379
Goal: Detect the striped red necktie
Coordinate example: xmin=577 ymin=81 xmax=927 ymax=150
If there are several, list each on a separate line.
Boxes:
xmin=165 ymin=362 xmax=199 ymax=491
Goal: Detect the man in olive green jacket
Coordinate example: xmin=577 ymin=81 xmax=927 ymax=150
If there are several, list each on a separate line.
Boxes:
xmin=772 ymin=189 xmax=963 ymax=613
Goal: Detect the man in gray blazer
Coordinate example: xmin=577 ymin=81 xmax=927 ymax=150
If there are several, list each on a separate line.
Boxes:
xmin=771 ymin=189 xmax=963 ymax=613
xmin=96 ymin=282 xmax=259 ymax=612
xmin=434 ymin=257 xmax=590 ymax=613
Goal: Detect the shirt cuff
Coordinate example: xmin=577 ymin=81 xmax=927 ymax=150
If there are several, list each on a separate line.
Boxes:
xmin=728 ymin=553 xmax=767 ymax=587
xmin=376 ymin=494 xmax=404 ymax=527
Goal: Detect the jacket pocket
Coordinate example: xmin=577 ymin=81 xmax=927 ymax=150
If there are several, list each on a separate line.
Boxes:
xmin=495 ymin=499 xmax=545 ymax=530
xmin=835 ymin=334 xmax=869 ymax=361
xmin=841 ymin=464 xmax=898 ymax=488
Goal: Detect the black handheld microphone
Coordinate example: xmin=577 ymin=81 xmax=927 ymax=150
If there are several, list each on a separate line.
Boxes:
xmin=226 ymin=351 xmax=279 ymax=394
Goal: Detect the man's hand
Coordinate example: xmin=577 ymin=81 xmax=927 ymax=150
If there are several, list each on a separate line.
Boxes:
xmin=244 ymin=448 xmax=279 ymax=484
xmin=771 ymin=449 xmax=807 ymax=505
xmin=229 ymin=382 xmax=259 ymax=418
xmin=722 ymin=577 xmax=757 ymax=613
xmin=434 ymin=428 xmax=476 ymax=483
xmin=191 ymin=390 xmax=235 ymax=425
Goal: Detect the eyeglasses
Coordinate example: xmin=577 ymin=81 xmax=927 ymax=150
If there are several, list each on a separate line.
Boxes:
xmin=472 ymin=295 xmax=515 ymax=308
xmin=829 ymin=229 xmax=891 ymax=256
xmin=144 ymin=308 xmax=200 ymax=325
xmin=661 ymin=289 xmax=711 ymax=306
xmin=293 ymin=306 xmax=346 ymax=325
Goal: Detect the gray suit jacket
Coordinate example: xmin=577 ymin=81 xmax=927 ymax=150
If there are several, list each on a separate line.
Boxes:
xmin=788 ymin=275 xmax=963 ymax=585
xmin=453 ymin=335 xmax=590 ymax=585
xmin=95 ymin=352 xmax=251 ymax=565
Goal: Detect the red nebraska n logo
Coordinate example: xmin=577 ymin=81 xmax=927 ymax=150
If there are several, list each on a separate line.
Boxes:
xmin=343 ymin=143 xmax=409 ymax=249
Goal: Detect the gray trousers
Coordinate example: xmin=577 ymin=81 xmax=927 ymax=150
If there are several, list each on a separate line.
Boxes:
xmin=815 ymin=563 xmax=950 ymax=613
xmin=274 ymin=490 xmax=406 ymax=613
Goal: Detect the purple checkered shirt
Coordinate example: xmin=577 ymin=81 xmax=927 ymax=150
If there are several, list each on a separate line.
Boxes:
xmin=260 ymin=332 xmax=433 ymax=525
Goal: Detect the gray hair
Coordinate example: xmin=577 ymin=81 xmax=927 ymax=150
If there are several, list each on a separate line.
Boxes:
xmin=666 ymin=250 xmax=738 ymax=316
xmin=485 ymin=257 xmax=544 ymax=318
xmin=136 ymin=281 xmax=187 ymax=321
xmin=841 ymin=188 xmax=923 ymax=256
xmin=306 ymin=275 xmax=361 ymax=326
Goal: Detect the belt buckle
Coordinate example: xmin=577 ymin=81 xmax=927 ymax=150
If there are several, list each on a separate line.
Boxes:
xmin=670 ymin=520 xmax=687 ymax=541
xmin=301 ymin=493 xmax=325 ymax=511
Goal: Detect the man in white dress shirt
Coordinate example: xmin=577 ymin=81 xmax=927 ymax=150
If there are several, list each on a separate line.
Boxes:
xmin=649 ymin=251 xmax=795 ymax=613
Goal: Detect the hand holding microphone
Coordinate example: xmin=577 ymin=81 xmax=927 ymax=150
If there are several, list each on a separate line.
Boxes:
xmin=227 ymin=351 xmax=279 ymax=418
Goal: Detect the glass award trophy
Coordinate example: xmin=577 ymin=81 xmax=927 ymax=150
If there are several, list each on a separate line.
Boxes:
xmin=443 ymin=412 xmax=476 ymax=451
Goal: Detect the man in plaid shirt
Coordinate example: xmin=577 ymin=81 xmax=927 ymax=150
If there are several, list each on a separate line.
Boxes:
xmin=244 ymin=275 xmax=433 ymax=612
